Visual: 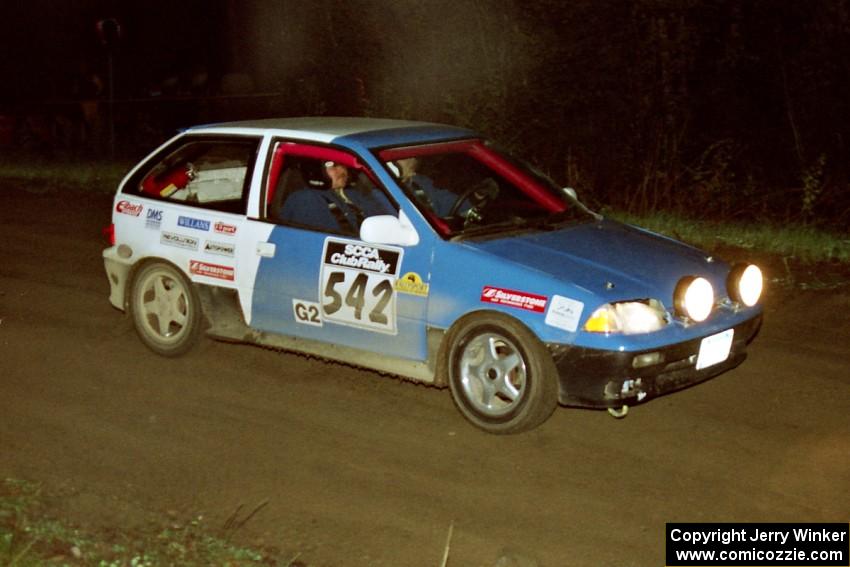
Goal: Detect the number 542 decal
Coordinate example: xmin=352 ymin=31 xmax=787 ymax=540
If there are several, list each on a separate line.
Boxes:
xmin=319 ymin=238 xmax=404 ymax=334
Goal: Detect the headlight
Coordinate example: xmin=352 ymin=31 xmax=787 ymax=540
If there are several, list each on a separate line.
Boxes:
xmin=584 ymin=299 xmax=667 ymax=334
xmin=674 ymin=276 xmax=714 ymax=322
xmin=727 ymin=263 xmax=763 ymax=307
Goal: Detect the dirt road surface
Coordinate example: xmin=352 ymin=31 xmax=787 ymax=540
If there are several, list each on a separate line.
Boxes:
xmin=1 ymin=185 xmax=848 ymax=567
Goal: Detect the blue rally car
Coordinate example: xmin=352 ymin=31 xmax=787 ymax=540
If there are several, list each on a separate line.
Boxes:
xmin=103 ymin=117 xmax=763 ymax=433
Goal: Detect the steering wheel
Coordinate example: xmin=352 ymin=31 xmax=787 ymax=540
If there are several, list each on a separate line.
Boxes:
xmin=448 ymin=178 xmax=499 ymax=218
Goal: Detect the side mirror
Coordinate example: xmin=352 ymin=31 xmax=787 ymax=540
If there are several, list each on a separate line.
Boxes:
xmin=360 ymin=210 xmax=420 ymax=246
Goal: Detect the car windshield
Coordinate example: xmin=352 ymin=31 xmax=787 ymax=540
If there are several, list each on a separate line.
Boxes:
xmin=377 ymin=139 xmax=594 ymax=239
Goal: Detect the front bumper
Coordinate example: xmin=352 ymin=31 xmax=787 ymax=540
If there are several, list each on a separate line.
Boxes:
xmin=549 ymin=315 xmax=762 ymax=408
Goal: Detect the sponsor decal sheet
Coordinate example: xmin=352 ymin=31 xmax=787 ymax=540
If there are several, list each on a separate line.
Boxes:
xmin=480 ymin=286 xmax=548 ymax=313
xmin=313 ymin=238 xmax=403 ymax=334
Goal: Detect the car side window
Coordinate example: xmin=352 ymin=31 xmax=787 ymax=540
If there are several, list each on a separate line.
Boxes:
xmin=126 ymin=138 xmax=258 ymax=214
xmin=265 ymin=142 xmax=395 ymax=236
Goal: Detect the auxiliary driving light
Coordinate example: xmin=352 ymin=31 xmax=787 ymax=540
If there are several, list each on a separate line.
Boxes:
xmin=674 ymin=276 xmax=714 ymax=322
xmin=727 ymin=263 xmax=763 ymax=307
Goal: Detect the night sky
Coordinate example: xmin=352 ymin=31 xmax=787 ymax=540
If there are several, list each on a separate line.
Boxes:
xmin=0 ymin=0 xmax=227 ymax=102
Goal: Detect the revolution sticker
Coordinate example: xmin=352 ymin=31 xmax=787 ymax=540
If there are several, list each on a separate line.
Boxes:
xmin=189 ymin=260 xmax=234 ymax=281
xmin=481 ymin=286 xmax=548 ymax=313
xmin=319 ymin=238 xmax=403 ymax=334
xmin=161 ymin=231 xmax=198 ymax=250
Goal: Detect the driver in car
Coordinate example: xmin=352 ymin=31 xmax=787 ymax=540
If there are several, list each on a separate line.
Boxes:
xmin=396 ymin=157 xmax=459 ymax=217
xmin=281 ymin=160 xmax=394 ymax=234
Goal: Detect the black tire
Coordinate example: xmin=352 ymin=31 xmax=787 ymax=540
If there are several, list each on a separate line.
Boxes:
xmin=445 ymin=312 xmax=559 ymax=434
xmin=130 ymin=261 xmax=203 ymax=357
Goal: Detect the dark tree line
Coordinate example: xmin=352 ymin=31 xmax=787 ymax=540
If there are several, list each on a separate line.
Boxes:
xmin=227 ymin=0 xmax=849 ymax=228
xmin=4 ymin=0 xmax=849 ymax=228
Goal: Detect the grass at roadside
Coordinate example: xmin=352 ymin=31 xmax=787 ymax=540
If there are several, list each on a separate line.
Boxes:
xmin=0 ymin=478 xmax=293 ymax=566
xmin=1 ymin=157 xmax=848 ymax=263
xmin=0 ymin=157 xmax=131 ymax=194
xmin=605 ymin=210 xmax=850 ymax=264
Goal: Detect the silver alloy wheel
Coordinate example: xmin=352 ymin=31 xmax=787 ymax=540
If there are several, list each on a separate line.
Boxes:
xmin=135 ymin=266 xmax=190 ymax=345
xmin=458 ymin=331 xmax=528 ymax=417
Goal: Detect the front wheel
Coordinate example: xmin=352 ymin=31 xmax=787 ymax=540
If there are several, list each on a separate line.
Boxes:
xmin=445 ymin=312 xmax=559 ymax=434
xmin=130 ymin=261 xmax=202 ymax=357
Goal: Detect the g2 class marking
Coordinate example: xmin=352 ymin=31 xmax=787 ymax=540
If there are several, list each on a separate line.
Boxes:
xmin=293 ymin=299 xmax=323 ymax=327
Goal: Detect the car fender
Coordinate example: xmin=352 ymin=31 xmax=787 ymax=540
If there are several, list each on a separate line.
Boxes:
xmin=427 ymin=240 xmax=598 ymax=346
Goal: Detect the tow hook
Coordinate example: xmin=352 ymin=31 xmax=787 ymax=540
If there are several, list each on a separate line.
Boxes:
xmin=608 ymin=405 xmax=629 ymax=418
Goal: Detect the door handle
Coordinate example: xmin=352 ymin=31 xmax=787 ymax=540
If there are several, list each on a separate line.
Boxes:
xmin=256 ymin=242 xmax=276 ymax=258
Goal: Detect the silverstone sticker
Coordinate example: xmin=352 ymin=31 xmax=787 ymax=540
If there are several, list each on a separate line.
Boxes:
xmin=214 ymin=221 xmax=237 ymax=235
xmin=203 ymin=240 xmax=235 ymax=257
xmin=145 ymin=208 xmax=163 ymax=229
xmin=292 ymin=299 xmax=323 ymax=327
xmin=481 ymin=286 xmax=548 ymax=313
xmin=160 ymin=231 xmax=198 ymax=250
xmin=116 ymin=200 xmax=143 ymax=216
xmin=396 ymin=272 xmax=429 ymax=297
xmin=545 ymin=295 xmax=584 ymax=332
xmin=320 ymin=238 xmax=403 ymax=334
xmin=178 ymin=215 xmax=211 ymax=231
xmin=189 ymin=260 xmax=234 ymax=281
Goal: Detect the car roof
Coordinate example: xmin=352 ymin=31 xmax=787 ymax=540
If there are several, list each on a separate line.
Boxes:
xmin=185 ymin=116 xmax=476 ymax=148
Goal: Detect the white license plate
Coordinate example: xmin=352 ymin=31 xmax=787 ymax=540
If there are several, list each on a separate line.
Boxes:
xmin=695 ymin=328 xmax=734 ymax=370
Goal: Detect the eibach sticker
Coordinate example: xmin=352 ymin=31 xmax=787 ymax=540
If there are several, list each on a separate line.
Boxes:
xmin=116 ymin=200 xmax=143 ymax=216
xmin=480 ymin=286 xmax=548 ymax=313
xmin=319 ymin=238 xmax=403 ymax=334
xmin=189 ymin=260 xmax=234 ymax=281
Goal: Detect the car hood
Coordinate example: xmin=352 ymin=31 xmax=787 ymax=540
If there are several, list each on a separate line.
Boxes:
xmin=464 ymin=219 xmax=723 ymax=300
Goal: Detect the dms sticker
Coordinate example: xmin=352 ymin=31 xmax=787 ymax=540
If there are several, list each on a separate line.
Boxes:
xmin=481 ymin=286 xmax=547 ymax=313
xmin=545 ymin=295 xmax=584 ymax=332
xmin=395 ymin=272 xmax=429 ymax=297
xmin=145 ymin=208 xmax=163 ymax=229
xmin=178 ymin=216 xmax=210 ymax=231
xmin=161 ymin=231 xmax=198 ymax=250
xmin=116 ymin=200 xmax=143 ymax=216
xmin=319 ymin=238 xmax=403 ymax=334
xmin=189 ymin=260 xmax=234 ymax=281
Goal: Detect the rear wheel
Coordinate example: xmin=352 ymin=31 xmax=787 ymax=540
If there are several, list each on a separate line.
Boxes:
xmin=446 ymin=312 xmax=558 ymax=434
xmin=130 ymin=261 xmax=202 ymax=357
